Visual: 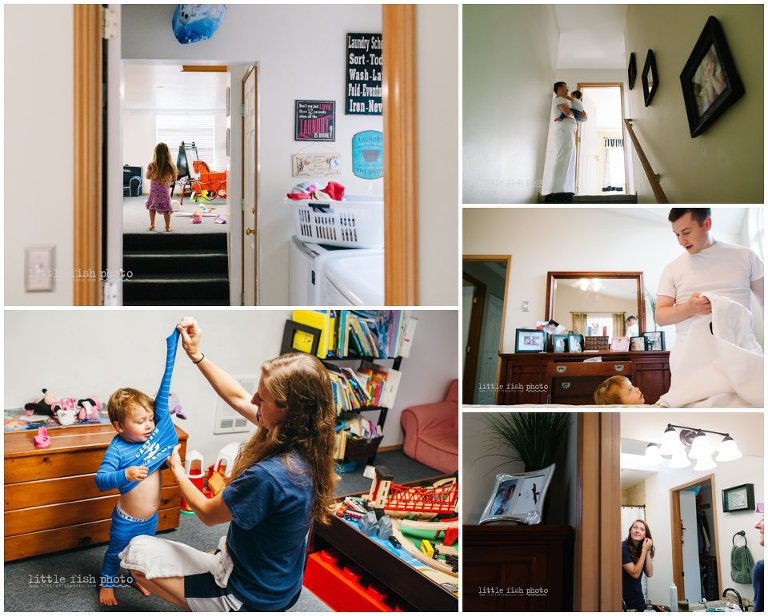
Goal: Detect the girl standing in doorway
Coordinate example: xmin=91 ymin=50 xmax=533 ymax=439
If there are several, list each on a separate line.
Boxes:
xmin=622 ymin=519 xmax=655 ymax=610
xmin=146 ymin=143 xmax=177 ymax=232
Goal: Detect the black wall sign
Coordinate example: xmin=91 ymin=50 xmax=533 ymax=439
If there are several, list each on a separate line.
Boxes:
xmin=346 ymin=32 xmax=382 ymax=115
xmin=295 ymin=100 xmax=336 ymax=142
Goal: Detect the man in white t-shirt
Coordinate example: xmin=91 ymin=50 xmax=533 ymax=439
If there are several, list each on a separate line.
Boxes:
xmin=656 ymin=209 xmax=763 ymax=331
xmin=625 ymin=316 xmax=639 ymax=338
xmin=545 ymin=82 xmax=585 ymax=203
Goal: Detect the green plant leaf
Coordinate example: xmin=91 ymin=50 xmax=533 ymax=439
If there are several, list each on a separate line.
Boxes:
xmin=485 ymin=413 xmax=569 ymax=471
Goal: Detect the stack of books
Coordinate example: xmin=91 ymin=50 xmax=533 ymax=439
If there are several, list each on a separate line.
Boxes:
xmin=326 ymin=362 xmax=402 ymax=414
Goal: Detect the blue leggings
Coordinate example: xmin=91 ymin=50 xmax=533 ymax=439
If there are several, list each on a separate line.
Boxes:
xmin=100 ymin=505 xmax=158 ymax=588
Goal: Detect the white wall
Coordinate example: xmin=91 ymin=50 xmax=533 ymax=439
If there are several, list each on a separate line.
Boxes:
xmin=4 ymin=5 xmax=74 ymax=305
xmin=417 ymin=5 xmax=458 ymax=305
xmin=121 ymin=5 xmax=384 ymax=305
xmin=463 ymin=208 xmax=756 ymax=353
xmin=463 ymin=5 xmax=559 ymax=204
xmin=622 ymin=413 xmax=764 ymax=605
xmin=123 ymin=109 xmax=228 ymax=195
xmin=4 ymin=309 xmax=457 ymax=460
xmin=625 ymin=5 xmax=763 ymax=204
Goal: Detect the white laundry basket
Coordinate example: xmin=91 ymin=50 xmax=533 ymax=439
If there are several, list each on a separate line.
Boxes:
xmin=286 ymin=195 xmax=383 ymax=248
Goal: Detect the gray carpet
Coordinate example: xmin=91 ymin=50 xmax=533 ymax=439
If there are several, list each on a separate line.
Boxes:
xmin=4 ymin=451 xmax=436 ymax=612
xmin=123 ymin=196 xmax=230 ymax=235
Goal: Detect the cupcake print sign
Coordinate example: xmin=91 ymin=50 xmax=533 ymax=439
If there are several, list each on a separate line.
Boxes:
xmin=352 ymin=131 xmax=383 ymax=179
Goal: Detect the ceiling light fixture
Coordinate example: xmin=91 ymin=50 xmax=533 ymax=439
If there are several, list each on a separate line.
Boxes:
xmin=655 ymin=424 xmax=742 ymax=471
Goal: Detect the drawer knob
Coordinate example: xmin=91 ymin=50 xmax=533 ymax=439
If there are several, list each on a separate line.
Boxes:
xmin=561 ymin=382 xmax=571 ymax=390
xmin=614 ymin=364 xmax=625 ymax=372
xmin=556 ymin=365 xmax=567 ymax=374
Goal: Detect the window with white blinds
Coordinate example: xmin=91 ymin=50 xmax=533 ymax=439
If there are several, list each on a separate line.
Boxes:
xmin=155 ymin=114 xmax=216 ymax=173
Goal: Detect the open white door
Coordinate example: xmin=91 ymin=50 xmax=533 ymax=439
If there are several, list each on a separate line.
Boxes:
xmin=241 ymin=66 xmax=257 ymax=305
xmin=679 ymin=490 xmax=703 ymax=601
xmin=475 ymin=294 xmax=503 ymax=404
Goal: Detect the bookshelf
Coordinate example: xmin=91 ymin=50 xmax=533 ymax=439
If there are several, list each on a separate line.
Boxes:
xmin=283 ymin=310 xmax=417 ymax=466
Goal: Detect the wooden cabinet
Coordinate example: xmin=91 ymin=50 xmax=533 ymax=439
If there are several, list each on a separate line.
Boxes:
xmin=462 ymin=525 xmax=574 ymax=612
xmin=498 ymin=351 xmax=670 ymax=405
xmin=5 ymin=423 xmax=188 ymax=561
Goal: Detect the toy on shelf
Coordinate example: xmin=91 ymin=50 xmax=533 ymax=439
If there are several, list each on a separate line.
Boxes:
xmin=367 ymin=467 xmax=458 ymax=516
xmin=33 ymin=427 xmax=51 ymax=448
xmin=76 ymin=397 xmax=102 ymax=422
xmin=214 ymin=442 xmax=240 ymax=477
xmin=24 ymin=388 xmax=58 ymax=416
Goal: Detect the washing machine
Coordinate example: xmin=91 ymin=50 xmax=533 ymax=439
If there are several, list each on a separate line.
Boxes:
xmin=316 ymin=249 xmax=384 ymax=306
xmin=289 ymin=236 xmax=383 ymax=306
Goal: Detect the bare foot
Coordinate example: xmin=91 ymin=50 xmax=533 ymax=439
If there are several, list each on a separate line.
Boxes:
xmin=130 ymin=580 xmax=151 ymax=597
xmin=148 ymin=225 xmax=155 ymax=231
xmin=165 ymin=227 xmax=173 ymax=232
xmin=99 ymin=587 xmax=118 ymax=606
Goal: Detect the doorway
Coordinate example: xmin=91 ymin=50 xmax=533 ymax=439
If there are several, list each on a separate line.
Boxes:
xmin=575 ymin=83 xmax=628 ymax=196
xmin=462 ymin=256 xmax=509 ymax=404
xmin=671 ymin=476 xmax=721 ymax=603
xmin=119 ymin=62 xmax=237 ymax=306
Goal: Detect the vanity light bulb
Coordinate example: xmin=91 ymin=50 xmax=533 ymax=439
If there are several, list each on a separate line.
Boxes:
xmin=592 ymin=280 xmax=602 ymax=292
xmin=715 ymin=436 xmax=742 ymax=462
xmin=669 ymin=448 xmax=691 ymax=469
xmin=688 ymin=432 xmax=712 ymax=460
xmin=645 ymin=443 xmax=664 ymax=466
xmin=693 ymin=453 xmax=716 ymax=472
xmin=659 ymin=426 xmax=678 ymax=456
xmin=579 ymin=278 xmax=589 ymax=291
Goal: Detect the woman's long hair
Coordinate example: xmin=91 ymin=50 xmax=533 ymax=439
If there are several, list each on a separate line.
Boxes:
xmin=227 ymin=353 xmax=336 ymax=526
xmin=624 ymin=519 xmax=655 ymax=562
xmin=148 ymin=143 xmax=177 ymax=182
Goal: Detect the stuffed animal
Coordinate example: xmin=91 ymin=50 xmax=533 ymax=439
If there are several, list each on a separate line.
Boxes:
xmin=169 ymin=392 xmax=186 ymax=420
xmin=24 ymin=389 xmax=58 ymax=416
xmin=77 ymin=397 xmax=102 ymax=422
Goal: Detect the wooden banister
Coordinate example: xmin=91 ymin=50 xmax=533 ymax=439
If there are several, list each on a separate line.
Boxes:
xmin=624 ymin=119 xmax=669 ymax=204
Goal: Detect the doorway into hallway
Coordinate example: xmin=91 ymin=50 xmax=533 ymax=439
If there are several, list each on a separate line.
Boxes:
xmin=575 ymin=83 xmax=628 ymax=196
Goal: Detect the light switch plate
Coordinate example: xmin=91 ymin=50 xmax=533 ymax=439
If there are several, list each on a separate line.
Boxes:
xmin=25 ymin=246 xmax=55 ymax=292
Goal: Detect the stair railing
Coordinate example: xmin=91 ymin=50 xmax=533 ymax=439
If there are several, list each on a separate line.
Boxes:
xmin=624 ymin=119 xmax=669 ymax=204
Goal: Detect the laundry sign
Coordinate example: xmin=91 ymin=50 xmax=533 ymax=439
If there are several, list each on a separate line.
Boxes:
xmin=295 ymin=100 xmax=336 ymax=142
xmin=346 ymin=33 xmax=382 ymax=115
xmin=352 ymin=131 xmax=383 ymax=179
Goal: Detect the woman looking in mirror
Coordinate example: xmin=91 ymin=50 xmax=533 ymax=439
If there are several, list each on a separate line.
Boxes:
xmin=622 ymin=519 xmax=655 ymax=610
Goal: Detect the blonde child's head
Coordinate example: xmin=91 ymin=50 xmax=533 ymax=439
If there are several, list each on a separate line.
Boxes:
xmin=149 ymin=143 xmax=177 ymax=183
xmin=593 ymin=375 xmax=645 ymax=405
xmin=107 ymin=387 xmax=156 ymax=442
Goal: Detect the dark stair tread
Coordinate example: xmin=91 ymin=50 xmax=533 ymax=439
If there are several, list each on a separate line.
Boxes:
xmin=124 ymin=298 xmax=231 ymax=306
xmin=123 ymin=233 xmax=227 ymax=251
xmin=124 ymin=273 xmax=229 ymax=283
xmin=124 ymin=250 xmax=227 ymax=258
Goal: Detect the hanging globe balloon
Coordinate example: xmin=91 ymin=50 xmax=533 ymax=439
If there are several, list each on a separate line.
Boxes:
xmin=172 ymin=5 xmax=227 ymax=44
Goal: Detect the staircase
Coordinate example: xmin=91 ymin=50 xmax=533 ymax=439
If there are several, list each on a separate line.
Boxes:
xmin=123 ymin=233 xmax=230 ymax=305
xmin=539 ymin=193 xmax=638 ymax=204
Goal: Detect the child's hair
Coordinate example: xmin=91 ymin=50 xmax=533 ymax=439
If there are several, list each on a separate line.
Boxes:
xmin=147 ymin=143 xmax=178 ymax=183
xmin=594 ymin=375 xmax=629 ymax=405
xmin=571 ymin=90 xmax=582 ymax=100
xmin=227 ymin=353 xmax=336 ymax=526
xmin=108 ymin=388 xmax=155 ymax=425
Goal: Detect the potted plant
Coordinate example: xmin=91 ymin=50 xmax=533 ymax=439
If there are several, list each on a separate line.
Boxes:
xmin=645 ymin=289 xmax=658 ymax=332
xmin=486 ymin=412 xmax=569 ymax=472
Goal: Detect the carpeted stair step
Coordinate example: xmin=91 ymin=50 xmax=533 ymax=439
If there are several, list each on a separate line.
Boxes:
xmin=123 ymin=273 xmax=229 ymax=304
xmin=123 ymin=232 xmax=227 ymax=251
xmin=123 ymin=250 xmax=228 ymax=276
xmin=538 ymin=193 xmax=639 ymax=203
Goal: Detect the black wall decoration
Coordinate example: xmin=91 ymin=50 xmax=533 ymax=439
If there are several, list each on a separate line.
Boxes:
xmin=642 ymin=49 xmax=659 ymax=107
xmin=346 ymin=33 xmax=383 ymax=115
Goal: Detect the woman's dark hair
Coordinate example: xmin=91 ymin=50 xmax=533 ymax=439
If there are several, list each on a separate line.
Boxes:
xmin=624 ymin=519 xmax=655 ymax=562
xmin=553 ymin=81 xmax=566 ymax=94
xmin=227 ymin=353 xmax=336 ymax=526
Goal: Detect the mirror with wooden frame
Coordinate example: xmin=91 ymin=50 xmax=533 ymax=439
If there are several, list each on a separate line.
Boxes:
xmin=545 ymin=272 xmax=645 ymax=338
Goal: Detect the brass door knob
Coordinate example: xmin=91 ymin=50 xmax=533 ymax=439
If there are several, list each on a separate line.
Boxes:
xmin=245 ymin=227 xmax=255 ymax=236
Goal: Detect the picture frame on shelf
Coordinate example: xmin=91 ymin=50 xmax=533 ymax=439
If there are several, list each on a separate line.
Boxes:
xmin=515 ymin=329 xmax=547 ymax=353
xmin=479 ymin=464 xmax=556 ymax=525
xmin=281 ymin=319 xmax=322 ymax=356
xmin=552 ymin=334 xmax=568 ymax=354
xmin=567 ymin=333 xmax=584 ymax=353
xmin=722 ymin=483 xmax=755 ymax=513
xmin=680 ymin=16 xmax=745 ymax=138
xmin=642 ymin=49 xmax=659 ymax=106
xmin=610 ymin=336 xmax=630 ymax=352
xmin=630 ymin=336 xmax=647 ymax=351
xmin=643 ymin=331 xmax=665 ymax=351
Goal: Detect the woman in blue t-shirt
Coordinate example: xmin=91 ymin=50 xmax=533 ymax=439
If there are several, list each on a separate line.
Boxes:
xmin=128 ymin=317 xmax=336 ymax=611
xmin=622 ymin=519 xmax=655 ymax=611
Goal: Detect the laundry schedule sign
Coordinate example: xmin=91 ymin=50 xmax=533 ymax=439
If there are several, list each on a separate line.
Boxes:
xmin=295 ymin=100 xmax=336 ymax=142
xmin=346 ymin=33 xmax=382 ymax=115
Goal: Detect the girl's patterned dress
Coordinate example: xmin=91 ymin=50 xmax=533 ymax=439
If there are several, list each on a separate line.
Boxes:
xmin=146 ymin=176 xmax=173 ymax=213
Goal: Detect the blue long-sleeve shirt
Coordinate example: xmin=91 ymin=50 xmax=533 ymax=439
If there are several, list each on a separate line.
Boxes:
xmin=95 ymin=330 xmax=180 ymax=494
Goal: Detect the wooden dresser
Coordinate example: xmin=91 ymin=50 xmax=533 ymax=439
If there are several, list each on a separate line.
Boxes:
xmin=498 ymin=351 xmax=670 ymax=405
xmin=5 ymin=423 xmax=188 ymax=562
xmin=462 ymin=525 xmax=574 ymax=611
